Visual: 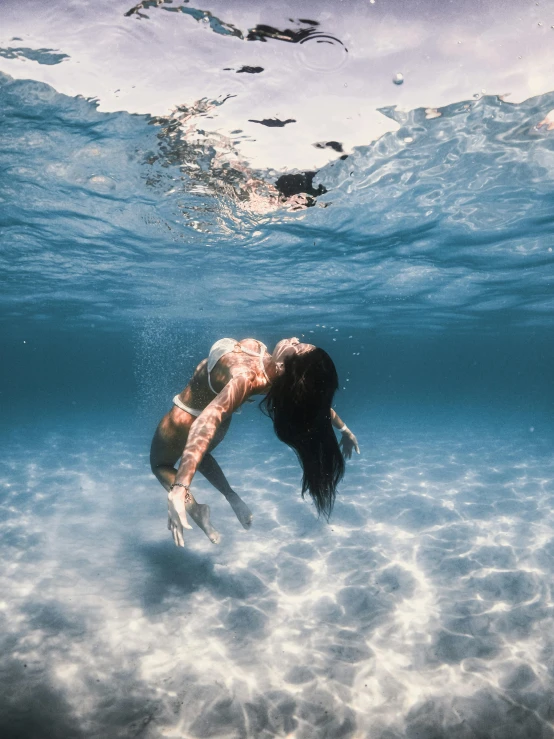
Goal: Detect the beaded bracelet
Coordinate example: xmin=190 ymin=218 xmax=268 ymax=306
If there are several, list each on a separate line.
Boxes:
xmin=170 ymin=482 xmax=192 ymax=503
xmin=170 ymin=482 xmax=190 ymax=492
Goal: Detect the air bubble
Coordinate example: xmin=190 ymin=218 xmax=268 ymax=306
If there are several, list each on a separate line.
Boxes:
xmin=393 ymin=73 xmax=404 ymax=85
xmin=530 ymin=427 xmax=535 ymax=432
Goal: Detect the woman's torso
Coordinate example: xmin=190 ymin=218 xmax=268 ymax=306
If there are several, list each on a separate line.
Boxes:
xmin=173 ymin=338 xmax=270 ymax=418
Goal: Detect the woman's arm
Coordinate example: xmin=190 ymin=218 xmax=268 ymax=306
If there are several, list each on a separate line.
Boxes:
xmin=173 ymin=375 xmax=252 ymax=490
xmin=331 ymin=409 xmax=360 ymax=458
xmin=166 ymin=375 xmax=252 ymax=544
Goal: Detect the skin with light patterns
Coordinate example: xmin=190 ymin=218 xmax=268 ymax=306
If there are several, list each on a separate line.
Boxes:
xmin=150 ymin=338 xmax=359 ymax=546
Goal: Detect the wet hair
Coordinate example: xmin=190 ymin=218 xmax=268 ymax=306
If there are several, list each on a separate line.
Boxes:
xmin=260 ymin=347 xmax=344 ymax=519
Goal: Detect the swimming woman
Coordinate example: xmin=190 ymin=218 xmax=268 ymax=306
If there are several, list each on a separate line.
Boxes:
xmin=150 ymin=337 xmax=360 ymax=546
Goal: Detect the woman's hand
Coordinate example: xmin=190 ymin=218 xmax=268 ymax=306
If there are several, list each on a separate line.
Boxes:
xmin=339 ymin=429 xmax=360 ymax=459
xmin=167 ymin=488 xmax=193 ymax=547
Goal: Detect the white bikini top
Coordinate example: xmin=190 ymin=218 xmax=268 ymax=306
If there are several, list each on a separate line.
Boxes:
xmin=207 ymin=338 xmax=270 ymax=394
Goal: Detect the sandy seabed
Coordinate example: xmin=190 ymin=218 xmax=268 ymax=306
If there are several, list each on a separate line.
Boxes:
xmin=1 ymin=420 xmax=554 ymax=739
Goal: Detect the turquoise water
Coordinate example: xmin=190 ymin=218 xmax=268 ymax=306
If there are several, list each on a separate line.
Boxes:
xmin=3 ymin=2 xmax=554 ymax=737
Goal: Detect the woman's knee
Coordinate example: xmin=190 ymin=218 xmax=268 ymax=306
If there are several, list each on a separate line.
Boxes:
xmin=150 ymin=426 xmax=180 ymax=475
xmin=149 ymin=437 xmax=162 ymax=474
xmin=150 ymin=442 xmax=177 ymax=477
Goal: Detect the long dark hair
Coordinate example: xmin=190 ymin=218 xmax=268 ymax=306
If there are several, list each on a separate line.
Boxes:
xmin=260 ymin=347 xmax=344 ymax=519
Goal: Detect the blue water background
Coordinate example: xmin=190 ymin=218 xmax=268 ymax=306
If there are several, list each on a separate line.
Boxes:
xmin=2 ymin=70 xmax=554 ymax=738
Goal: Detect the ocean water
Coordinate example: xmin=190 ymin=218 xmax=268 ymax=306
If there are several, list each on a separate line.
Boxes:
xmin=2 ymin=2 xmax=554 ymax=738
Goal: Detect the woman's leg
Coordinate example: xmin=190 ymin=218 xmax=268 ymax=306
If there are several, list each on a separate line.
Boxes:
xmin=197 ymin=416 xmax=253 ymax=529
xmin=198 ymin=453 xmax=253 ymax=529
xmin=150 ymin=413 xmax=221 ymax=544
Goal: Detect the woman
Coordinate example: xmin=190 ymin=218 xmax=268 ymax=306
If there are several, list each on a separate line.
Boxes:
xmin=150 ymin=337 xmax=360 ymax=547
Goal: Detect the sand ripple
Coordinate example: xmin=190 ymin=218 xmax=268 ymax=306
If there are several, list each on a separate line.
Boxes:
xmin=1 ymin=423 xmax=554 ymax=737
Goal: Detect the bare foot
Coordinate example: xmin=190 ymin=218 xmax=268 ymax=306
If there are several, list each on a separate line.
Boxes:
xmin=187 ymin=502 xmax=221 ymax=544
xmin=225 ymin=491 xmax=253 ymax=529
